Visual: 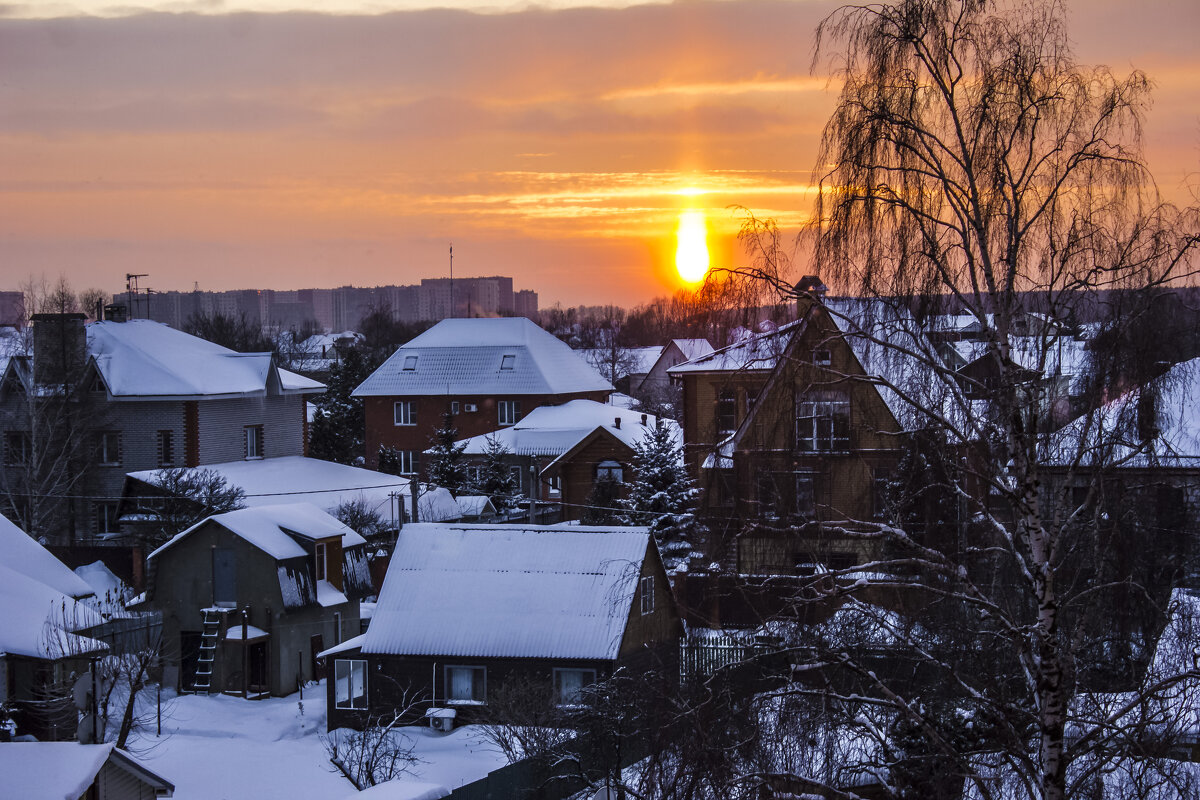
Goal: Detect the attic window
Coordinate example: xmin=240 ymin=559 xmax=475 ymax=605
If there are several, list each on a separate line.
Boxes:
xmin=315 ymin=542 xmax=327 ymax=582
xmin=500 ymin=354 xmax=516 ymax=370
xmin=813 ymin=349 xmax=832 ymax=367
xmin=402 ymin=355 xmax=418 ymax=371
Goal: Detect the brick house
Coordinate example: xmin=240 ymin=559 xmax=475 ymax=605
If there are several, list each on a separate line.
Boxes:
xmin=0 ymin=315 xmax=324 ymax=544
xmin=450 ymin=399 xmax=675 ymax=521
xmin=322 ymin=523 xmax=682 ymax=730
xmin=353 ymin=317 xmax=611 ymax=475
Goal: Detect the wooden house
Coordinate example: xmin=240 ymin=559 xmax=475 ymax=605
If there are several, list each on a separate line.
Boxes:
xmin=0 ymin=742 xmax=174 ymax=799
xmin=143 ymin=503 xmax=371 ymax=698
xmin=322 ymin=523 xmax=682 ymax=730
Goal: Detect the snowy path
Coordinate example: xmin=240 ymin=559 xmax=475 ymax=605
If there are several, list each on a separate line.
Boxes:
xmin=127 ymin=683 xmax=507 ymax=799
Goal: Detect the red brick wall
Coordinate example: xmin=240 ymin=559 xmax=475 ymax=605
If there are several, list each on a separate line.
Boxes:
xmin=363 ymin=390 xmax=610 ymax=468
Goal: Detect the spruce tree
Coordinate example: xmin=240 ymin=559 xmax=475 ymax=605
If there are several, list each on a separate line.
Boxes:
xmin=309 ymin=346 xmax=371 ymax=465
xmin=620 ymin=420 xmax=698 ymax=571
xmin=426 ymin=410 xmax=468 ymax=497
xmin=478 ymin=435 xmax=519 ymax=514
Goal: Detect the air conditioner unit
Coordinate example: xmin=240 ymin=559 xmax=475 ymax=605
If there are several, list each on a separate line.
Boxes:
xmin=463 ymin=403 xmax=479 ymax=413
xmin=426 ymin=707 xmax=456 ymax=732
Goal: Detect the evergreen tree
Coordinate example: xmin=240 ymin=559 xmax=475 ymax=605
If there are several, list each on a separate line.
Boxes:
xmin=620 ymin=421 xmax=698 ymax=571
xmin=582 ymin=473 xmax=623 ymax=526
xmin=426 ymin=410 xmax=468 ymax=497
xmin=309 ymin=347 xmax=371 ymax=465
xmin=478 ymin=435 xmax=519 ymax=514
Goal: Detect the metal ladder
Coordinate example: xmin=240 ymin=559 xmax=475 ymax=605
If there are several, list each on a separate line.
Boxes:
xmin=193 ymin=609 xmax=221 ymax=694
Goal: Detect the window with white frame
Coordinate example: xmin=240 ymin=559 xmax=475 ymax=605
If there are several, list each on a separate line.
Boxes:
xmin=244 ymin=425 xmax=264 ymax=459
xmin=397 ymin=450 xmax=417 ymax=475
xmin=547 ymin=474 xmax=561 ymax=497
xmin=315 ymin=542 xmax=327 ymax=582
xmin=498 ymin=400 xmax=521 ymax=426
xmin=554 ymin=668 xmax=596 ymax=706
xmin=157 ymin=430 xmax=174 ymax=467
xmin=402 ymin=355 xmax=418 ymax=371
xmin=500 ymin=354 xmax=516 ymax=370
xmin=97 ymin=431 xmax=121 ymax=465
xmin=335 ymin=659 xmax=367 ymax=710
xmin=450 ymin=401 xmax=460 ymax=416
xmin=639 ymin=574 xmax=655 ymax=615
xmin=795 ymin=391 xmax=850 ymax=451
xmin=394 ymin=401 xmax=416 ymax=426
xmin=445 ymin=665 xmax=486 ymax=704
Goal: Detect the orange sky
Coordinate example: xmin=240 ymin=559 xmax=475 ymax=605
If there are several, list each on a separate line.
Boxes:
xmin=1 ymin=0 xmax=1197 ymax=306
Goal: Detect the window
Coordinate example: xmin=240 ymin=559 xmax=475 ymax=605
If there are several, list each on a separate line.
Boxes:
xmin=715 ymin=390 xmax=737 ymax=437
xmin=157 ymin=430 xmax=174 ymax=467
xmin=450 ymin=401 xmax=460 ymax=416
xmin=333 ymin=612 xmax=342 ymax=646
xmin=813 ymin=349 xmax=832 ymax=367
xmin=89 ymin=373 xmax=106 ymax=393
xmin=402 ymin=355 xmax=418 ymax=371
xmin=756 ymin=472 xmax=781 ymax=519
xmin=872 ymin=468 xmax=891 ymax=520
xmin=498 ymin=400 xmax=521 ymax=426
xmin=510 ymin=465 xmax=523 ymax=492
xmin=596 ymin=460 xmax=623 ymax=483
xmin=554 ymin=668 xmax=596 ymax=707
xmin=445 ymin=665 xmax=486 ymax=705
xmin=500 ymin=354 xmax=516 ymax=370
xmin=335 ymin=659 xmax=367 ymax=710
xmin=639 ymin=575 xmax=655 ymax=615
xmin=394 ymin=401 xmax=416 ymax=426
xmin=794 ymin=471 xmax=817 ymax=519
xmin=397 ymin=450 xmax=417 ymax=475
xmin=97 ymin=431 xmax=121 ymax=465
xmin=547 ymin=474 xmax=561 ymax=497
xmin=95 ymin=502 xmax=120 ymax=536
xmin=244 ymin=425 xmax=264 ymax=459
xmin=796 ymin=391 xmax=850 ymax=451
xmin=3 ymin=431 xmax=29 ymax=466
xmin=315 ymin=542 xmax=327 ymax=582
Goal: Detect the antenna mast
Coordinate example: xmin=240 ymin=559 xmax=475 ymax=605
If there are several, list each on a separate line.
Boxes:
xmin=449 ymin=244 xmax=454 ymax=320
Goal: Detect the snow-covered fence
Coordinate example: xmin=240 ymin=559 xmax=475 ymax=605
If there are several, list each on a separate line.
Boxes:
xmin=679 ymin=632 xmax=773 ymax=679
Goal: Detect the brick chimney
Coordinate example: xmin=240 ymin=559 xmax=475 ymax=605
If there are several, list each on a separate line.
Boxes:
xmin=31 ymin=313 xmax=87 ymax=387
xmin=795 ymin=275 xmax=828 ymax=318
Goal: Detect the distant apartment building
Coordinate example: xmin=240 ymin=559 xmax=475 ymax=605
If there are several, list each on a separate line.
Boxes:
xmin=129 ymin=276 xmax=537 ymax=332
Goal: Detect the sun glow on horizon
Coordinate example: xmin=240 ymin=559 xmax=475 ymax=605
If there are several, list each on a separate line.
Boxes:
xmin=675 ymin=209 xmax=710 ymax=283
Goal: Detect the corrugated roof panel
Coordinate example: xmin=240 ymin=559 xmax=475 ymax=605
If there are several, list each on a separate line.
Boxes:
xmin=362 ymin=524 xmax=650 ymax=660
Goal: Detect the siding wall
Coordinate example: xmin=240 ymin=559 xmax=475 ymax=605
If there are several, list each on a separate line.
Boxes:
xmin=196 ymin=394 xmax=305 ymax=464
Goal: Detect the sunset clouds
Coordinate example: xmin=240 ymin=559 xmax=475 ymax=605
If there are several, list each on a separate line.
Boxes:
xmin=0 ymin=0 xmax=1196 ymax=304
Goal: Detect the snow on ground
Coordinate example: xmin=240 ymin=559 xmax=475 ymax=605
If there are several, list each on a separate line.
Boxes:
xmin=131 ymin=683 xmax=507 ymax=799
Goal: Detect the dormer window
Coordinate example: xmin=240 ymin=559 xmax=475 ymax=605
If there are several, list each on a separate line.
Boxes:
xmin=402 ymin=355 xmax=418 ymax=371
xmin=500 ymin=354 xmax=516 ymax=370
xmin=315 ymin=542 xmax=327 ymax=582
xmin=813 ymin=349 xmax=832 ymax=367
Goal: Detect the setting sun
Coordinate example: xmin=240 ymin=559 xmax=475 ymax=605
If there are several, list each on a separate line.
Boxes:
xmin=675 ymin=209 xmax=710 ymax=283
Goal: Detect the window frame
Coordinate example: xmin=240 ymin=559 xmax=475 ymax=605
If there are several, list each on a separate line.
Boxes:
xmin=795 ymin=391 xmax=851 ymax=452
xmin=500 ymin=354 xmax=516 ymax=371
xmin=715 ymin=389 xmax=737 ymax=437
xmin=157 ymin=429 xmax=175 ymax=467
xmin=3 ymin=431 xmax=30 ymax=466
xmin=498 ymin=400 xmax=521 ymax=426
xmin=402 ymin=355 xmax=418 ymax=371
xmin=95 ymin=502 xmax=120 ymax=536
xmin=397 ymin=450 xmax=417 ymax=475
xmin=553 ymin=668 xmax=597 ymax=707
xmin=639 ymin=574 xmax=655 ymax=616
xmin=596 ymin=460 xmax=624 ymax=484
xmin=315 ymin=542 xmax=327 ymax=582
xmin=393 ymin=400 xmax=416 ymax=426
xmin=97 ymin=431 xmax=121 ymax=466
xmin=244 ymin=425 xmax=264 ymax=459
xmin=334 ymin=659 xmax=368 ymax=710
xmin=444 ymin=665 xmax=487 ymax=705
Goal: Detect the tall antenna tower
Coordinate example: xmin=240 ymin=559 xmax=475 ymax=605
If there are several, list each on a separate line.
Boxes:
xmin=449 ymin=244 xmax=454 ymax=319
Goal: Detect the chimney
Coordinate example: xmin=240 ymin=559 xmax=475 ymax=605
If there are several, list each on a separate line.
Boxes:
xmin=640 ymin=413 xmax=648 ymax=426
xmin=614 ymin=417 xmax=621 ymax=429
xmin=795 ymin=275 xmax=828 ymax=318
xmin=31 ymin=313 xmax=87 ymax=387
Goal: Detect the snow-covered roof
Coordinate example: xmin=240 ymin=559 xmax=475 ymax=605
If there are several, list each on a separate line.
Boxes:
xmin=454 ymin=399 xmax=664 ymax=457
xmin=0 ymin=561 xmax=107 ymax=659
xmin=149 ymin=502 xmax=366 ymax=562
xmin=1046 ymin=357 xmax=1200 ymax=468
xmin=671 ymin=338 xmax=715 ymax=361
xmin=579 ymin=345 xmax=663 ymax=380
xmin=353 ymin=317 xmax=612 ymax=398
xmin=127 ymin=456 xmax=450 ymax=523
xmin=667 ymin=322 xmax=800 ymax=375
xmin=0 ymin=512 xmax=94 ymax=599
xmin=0 ymin=743 xmax=174 ymax=800
xmin=87 ymin=319 xmax=324 ymax=399
xmin=362 ymin=523 xmax=651 ymax=660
